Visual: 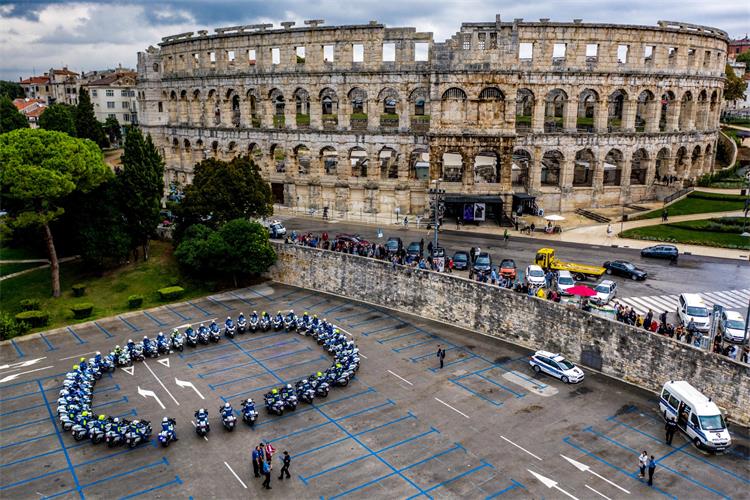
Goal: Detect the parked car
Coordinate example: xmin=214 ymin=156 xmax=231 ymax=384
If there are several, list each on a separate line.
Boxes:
xmin=385 ymin=237 xmax=403 ymax=254
xmin=452 ymin=251 xmax=470 ymax=271
xmin=641 ymin=244 xmax=679 ymax=261
xmin=603 ymin=260 xmax=648 ymax=280
xmin=499 ymin=259 xmax=517 ymax=280
xmin=524 ymin=265 xmax=546 ymax=287
xmin=719 ymin=310 xmax=747 ymax=344
xmin=593 ymin=280 xmax=618 ymax=304
xmin=335 ymin=233 xmax=369 ymax=246
xmin=472 ymin=252 xmax=492 ymax=276
xmin=676 ymin=293 xmax=711 ymax=333
xmin=555 ymin=270 xmax=577 ymax=295
xmin=529 ymin=350 xmax=584 ymax=384
xmin=268 ymin=221 xmax=287 ymax=238
xmin=406 ymin=241 xmax=422 ymax=258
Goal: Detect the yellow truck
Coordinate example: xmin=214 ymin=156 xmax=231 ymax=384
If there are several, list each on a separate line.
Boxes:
xmin=534 ymin=248 xmax=606 ymax=281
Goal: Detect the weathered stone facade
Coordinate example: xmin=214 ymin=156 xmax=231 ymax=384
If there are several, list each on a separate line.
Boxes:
xmin=268 ymin=243 xmax=750 ymax=425
xmin=137 ymin=17 xmax=728 ymax=214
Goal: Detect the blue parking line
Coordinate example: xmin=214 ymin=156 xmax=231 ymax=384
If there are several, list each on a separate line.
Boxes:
xmin=119 ymin=475 xmax=183 ymax=500
xmin=377 ymin=427 xmax=439 ymax=453
xmin=78 ymin=457 xmax=169 ymax=490
xmin=0 ymin=432 xmax=55 ymax=450
xmin=306 ymin=297 xmax=329 ymax=309
xmin=258 ymin=347 xmax=312 ymax=362
xmin=0 ymin=401 xmax=46 ymax=417
xmin=228 ymin=290 xmax=254 ymax=306
xmin=485 ymin=479 xmax=525 ymax=499
xmin=489 ymin=362 xmax=548 ymax=389
xmin=207 ymin=296 xmax=233 ymax=310
xmin=393 ymin=337 xmax=436 ymax=353
xmin=348 ymin=316 xmax=386 ymax=328
xmin=275 ymin=355 xmax=328 ymax=373
xmin=289 ymin=292 xmax=314 ymax=306
xmin=187 ymin=352 xmax=239 ymax=368
xmin=188 ymin=301 xmax=212 ymax=316
xmin=165 ymin=305 xmax=190 ymax=321
xmin=196 ymin=360 xmax=256 ymax=377
xmin=411 ymin=460 xmax=494 ymax=498
xmin=246 ymin=286 xmax=272 ymax=300
xmin=118 ymin=316 xmax=141 ymax=332
xmin=66 ymin=327 xmax=86 ymax=344
xmin=91 ymin=396 xmax=128 ymax=409
xmin=278 ymin=288 xmax=302 ymax=299
xmin=209 ymin=371 xmax=269 ymax=390
xmin=0 ymin=388 xmax=39 ymax=403
xmin=0 ymin=466 xmax=69 ymax=491
xmin=376 ymin=330 xmax=420 ymax=344
xmin=10 ymin=339 xmax=25 ymax=358
xmin=356 ymin=412 xmax=417 ymax=436
xmin=411 ymin=346 xmax=459 ymax=362
xmin=0 ymin=448 xmax=62 ymax=470
xmin=474 ymin=373 xmax=525 ymax=398
xmin=324 ymin=303 xmax=348 ymax=315
xmin=428 ymin=354 xmax=478 ymax=372
xmin=0 ymin=416 xmax=50 ymax=433
xmin=362 ymin=324 xmax=403 ymax=336
xmin=336 ymin=310 xmax=370 ymax=321
xmin=142 ymin=310 xmax=167 ymax=327
xmin=39 ymin=333 xmax=57 ymax=351
xmin=93 ymin=322 xmax=114 ymax=338
xmin=449 ymin=379 xmax=504 ymax=407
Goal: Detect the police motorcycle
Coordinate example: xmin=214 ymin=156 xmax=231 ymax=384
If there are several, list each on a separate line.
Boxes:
xmin=308 ymin=372 xmax=330 ymax=398
xmin=114 ymin=345 xmax=132 ymax=367
xmin=71 ymin=411 xmax=92 ymax=441
xmin=241 ymin=398 xmax=259 ymax=426
xmin=158 ymin=417 xmax=178 ymax=447
xmin=298 ymin=312 xmax=312 ymax=334
xmin=127 ymin=339 xmax=146 ymax=362
xmin=94 ymin=351 xmax=115 ymax=373
xmin=142 ymin=336 xmax=160 ymax=358
xmin=295 ymin=379 xmax=315 ymax=404
xmin=284 ymin=310 xmax=298 ymax=332
xmin=264 ymin=389 xmax=285 ymax=416
xmin=125 ymin=419 xmax=152 ymax=447
xmin=272 ymin=311 xmax=284 ymax=331
xmin=105 ymin=417 xmax=128 ymax=447
xmin=184 ymin=325 xmax=198 ymax=347
xmin=88 ymin=414 xmax=107 ymax=444
xmin=197 ymin=324 xmax=210 ymax=345
xmin=156 ymin=332 xmax=171 ymax=355
xmin=279 ymin=383 xmax=298 ymax=411
xmin=219 ymin=402 xmax=237 ymax=431
xmin=325 ymin=363 xmax=352 ymax=387
xmin=259 ymin=311 xmax=271 ymax=332
xmin=208 ymin=321 xmax=221 ymax=343
xmin=171 ymin=329 xmax=185 ymax=352
xmin=306 ymin=315 xmax=321 ymax=336
xmin=237 ymin=313 xmax=248 ymax=334
xmin=224 ymin=316 xmax=236 ymax=339
xmin=194 ymin=409 xmax=210 ymax=437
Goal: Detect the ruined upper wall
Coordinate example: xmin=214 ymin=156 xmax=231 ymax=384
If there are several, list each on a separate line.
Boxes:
xmin=141 ymin=17 xmax=728 ymax=81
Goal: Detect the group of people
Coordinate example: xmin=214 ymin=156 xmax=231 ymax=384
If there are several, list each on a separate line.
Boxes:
xmin=251 ymin=443 xmax=291 ymax=490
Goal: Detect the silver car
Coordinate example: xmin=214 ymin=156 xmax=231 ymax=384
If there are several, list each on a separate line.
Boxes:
xmin=593 ymin=280 xmax=617 ymax=304
xmin=556 ymin=271 xmax=576 ymax=295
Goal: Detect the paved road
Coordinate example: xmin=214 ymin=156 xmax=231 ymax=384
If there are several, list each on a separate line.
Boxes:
xmin=1 ymin=285 xmax=747 ymax=499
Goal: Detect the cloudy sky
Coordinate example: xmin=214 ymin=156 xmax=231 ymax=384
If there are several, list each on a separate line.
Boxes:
xmin=1 ymin=0 xmax=748 ymax=81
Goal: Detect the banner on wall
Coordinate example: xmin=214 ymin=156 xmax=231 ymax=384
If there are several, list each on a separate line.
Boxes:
xmin=473 ymin=203 xmax=486 ymax=221
xmin=463 ymin=204 xmax=474 ymax=222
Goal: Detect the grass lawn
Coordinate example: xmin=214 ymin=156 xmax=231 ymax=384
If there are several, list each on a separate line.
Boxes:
xmin=621 ymin=218 xmax=750 ymax=249
xmin=636 ymin=192 xmax=748 ymax=220
xmin=0 ymin=261 xmax=45 ymax=277
xmin=0 ymin=240 xmax=216 ymax=334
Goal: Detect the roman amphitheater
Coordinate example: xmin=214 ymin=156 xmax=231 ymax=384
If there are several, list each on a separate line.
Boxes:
xmin=136 ymin=17 xmax=728 ymax=220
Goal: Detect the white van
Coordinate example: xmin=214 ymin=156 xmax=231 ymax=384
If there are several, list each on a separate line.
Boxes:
xmin=676 ymin=293 xmax=711 ymax=333
xmin=659 ymin=381 xmax=731 ymax=452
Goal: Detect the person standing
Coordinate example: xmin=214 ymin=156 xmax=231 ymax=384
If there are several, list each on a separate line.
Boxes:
xmin=638 ymin=450 xmax=648 ymax=478
xmin=665 ymin=417 xmax=678 ymax=445
xmin=278 ymin=451 xmax=291 ymax=480
xmin=252 ymin=445 xmax=263 ymax=478
xmin=436 ymin=345 xmax=445 ymax=369
xmin=647 ymin=455 xmax=656 ymax=486
xmin=262 ymin=459 xmax=272 ymax=489
xmin=503 ymin=229 xmax=509 ymax=245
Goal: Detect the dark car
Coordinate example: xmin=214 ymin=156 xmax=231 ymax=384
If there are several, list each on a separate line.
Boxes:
xmin=471 ymin=252 xmax=492 ymax=277
xmin=603 ymin=260 xmax=648 ymax=280
xmin=385 ymin=237 xmax=403 ymax=254
xmin=641 ymin=244 xmax=679 ymax=262
xmin=335 ymin=233 xmax=370 ymax=246
xmin=406 ymin=241 xmax=422 ymax=258
xmin=499 ymin=259 xmax=517 ymax=279
xmin=453 ymin=251 xmax=470 ymax=270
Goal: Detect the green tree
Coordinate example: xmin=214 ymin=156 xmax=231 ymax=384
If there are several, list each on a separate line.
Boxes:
xmin=75 ymin=88 xmax=108 ymax=148
xmin=736 ymin=51 xmax=750 ymax=65
xmin=0 ymin=129 xmax=110 ymax=296
xmin=0 ymin=80 xmax=24 ymax=99
xmin=0 ymin=96 xmax=29 ymax=133
xmin=103 ymin=115 xmax=122 ymax=145
xmin=118 ymin=127 xmax=165 ymax=260
xmin=173 ymin=224 xmax=228 ymax=278
xmin=724 ymin=64 xmax=748 ymax=102
xmin=218 ymin=219 xmax=276 ymax=285
xmin=38 ymin=103 xmax=76 ymax=136
xmin=176 ymin=155 xmax=273 ymax=237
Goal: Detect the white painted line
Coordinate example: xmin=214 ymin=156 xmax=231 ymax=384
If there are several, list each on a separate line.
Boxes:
xmin=137 ymin=386 xmax=165 ymax=409
xmin=224 ymin=461 xmax=248 ymax=489
xmin=359 ymin=353 xmax=368 ymax=359
xmin=121 ymin=366 xmax=135 ymax=376
xmin=560 ymin=455 xmax=630 ymax=494
xmin=434 ymin=397 xmax=470 ymax=419
xmin=585 ymin=484 xmax=612 ymax=500
xmin=0 ymin=357 xmax=47 ymax=371
xmin=527 ymin=470 xmax=579 ymax=500
xmin=0 ymin=366 xmax=54 ymax=384
xmin=191 ymin=420 xmax=208 ymax=441
xmin=387 ymin=369 xmax=413 ymax=386
xmin=502 ymin=372 xmax=558 ymax=397
xmin=143 ymin=360 xmax=180 ymax=406
xmin=175 ymin=377 xmax=205 ymax=399
xmin=59 ymin=352 xmax=96 ymax=361
xmin=500 ymin=435 xmax=542 ymax=461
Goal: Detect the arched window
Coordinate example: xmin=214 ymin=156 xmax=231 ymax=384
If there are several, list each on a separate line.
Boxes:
xmin=295 ymin=145 xmax=311 ymax=175
xmin=607 ymin=90 xmax=627 ymax=131
xmin=541 ymin=151 xmax=562 ymax=186
xmin=512 ymin=150 xmax=531 ymax=187
xmin=349 ymin=147 xmax=368 ymax=177
xmin=631 ymin=149 xmax=648 ymax=185
xmin=544 ymin=89 xmax=567 ymax=132
xmin=473 ymin=151 xmax=499 ymax=183
xmin=515 ymin=89 xmax=534 ymax=132
xmin=442 ymin=152 xmax=463 ymax=182
xmin=603 ymin=149 xmax=623 ymax=186
xmin=577 ymin=89 xmax=598 ymax=132
xmin=477 ymin=87 xmax=505 ymax=126
xmin=379 ymin=148 xmax=398 ymax=179
xmin=321 ymin=146 xmax=338 ymax=176
xmin=656 ymin=148 xmax=671 ymax=180
xmin=635 ymin=90 xmax=655 ymax=132
xmin=659 ymin=91 xmax=675 ymax=132
xmin=384 ymin=97 xmax=397 ymax=115
xmin=441 ymin=88 xmax=467 ymax=125
xmin=414 ymin=98 xmax=425 ymax=116
xmin=349 ymin=88 xmax=367 ymax=116
xmin=231 ymin=94 xmax=240 ymax=127
xmin=574 ymin=149 xmax=595 ymax=187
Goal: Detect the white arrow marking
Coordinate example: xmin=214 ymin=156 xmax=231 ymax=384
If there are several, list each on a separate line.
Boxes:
xmin=560 ymin=455 xmax=630 ymax=494
xmin=143 ymin=361 xmax=179 ymax=406
xmin=0 ymin=357 xmax=47 ymax=371
xmin=59 ymin=352 xmax=95 ymax=361
xmin=121 ymin=366 xmax=135 ymax=376
xmin=500 ymin=435 xmax=542 ymax=461
xmin=224 ymin=461 xmax=247 ymax=489
xmin=527 ymin=469 xmax=579 ymax=500
xmin=0 ymin=366 xmax=53 ymax=384
xmin=585 ymin=484 xmax=613 ymax=500
xmin=175 ymin=377 xmax=205 ymax=399
xmin=157 ymin=357 xmax=170 ymax=368
xmin=137 ymin=386 xmax=165 ymax=409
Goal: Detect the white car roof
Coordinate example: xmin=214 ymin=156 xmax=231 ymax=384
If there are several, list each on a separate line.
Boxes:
xmin=528 ymin=265 xmax=543 ymax=271
xmin=598 ymin=280 xmax=616 ymax=287
xmin=663 ymin=381 xmax=722 ymax=416
xmin=725 ymin=310 xmax=744 ymax=321
xmin=558 ymin=270 xmax=573 ymax=277
xmin=680 ymin=293 xmax=706 ymax=306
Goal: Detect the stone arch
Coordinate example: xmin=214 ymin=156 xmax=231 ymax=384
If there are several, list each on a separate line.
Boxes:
xmin=231 ymin=94 xmax=241 ymax=127
xmin=247 ymin=142 xmax=262 ymax=164
xmin=294 ymin=144 xmax=311 ymax=175
xmin=515 ymin=88 xmax=534 ymax=132
xmin=477 ymin=87 xmax=505 ymax=126
xmin=574 ymin=149 xmax=595 ymax=187
xmin=441 ymin=87 xmax=468 ymax=125
xmin=703 ymin=142 xmax=714 ymax=172
xmin=679 ymin=91 xmax=694 ymax=131
xmin=168 ymin=90 xmax=178 ymax=123
xmin=378 ymin=147 xmax=399 ymax=179
xmin=709 ymin=89 xmax=718 ymax=120
xmin=319 ymin=87 xmax=338 ymax=116
xmin=659 ymin=91 xmax=675 ymax=131
xmin=271 ymin=143 xmax=287 ymax=173
xmin=544 ymin=89 xmax=567 ymax=132
xmin=210 ymin=140 xmax=220 ymax=159
xmin=635 ymin=90 xmax=656 ymax=132
xmin=696 ymin=90 xmax=709 ymax=130
xmin=541 ymin=150 xmax=563 ymax=186
xmin=410 ymin=147 xmax=430 ymax=180
xmin=294 ymin=88 xmax=310 ymax=117
xmin=409 ymin=87 xmax=429 ymax=116
xmin=320 ymin=146 xmax=339 ymax=176
xmin=512 ymin=149 xmax=532 ymax=188
xmin=604 ymin=149 xmax=624 ymax=186
xmin=630 ymin=149 xmax=649 ymax=185
xmin=349 ymin=146 xmax=368 ymax=177
xmin=442 ymin=151 xmax=465 ymax=182
xmin=206 ymin=89 xmax=220 ymax=126
xmin=245 ymin=88 xmax=259 ymax=127
xmin=195 ymin=138 xmax=204 ymax=161
xmin=348 ymin=87 xmax=367 ymax=115
xmin=577 ymin=89 xmax=599 ymax=132
xmin=675 ymin=146 xmax=689 ymax=177
xmin=269 ymin=88 xmax=285 ymax=126
xmin=473 ymin=151 xmax=499 ymax=184
xmin=656 ymin=147 xmax=671 ymax=180
xmin=179 ymin=90 xmax=189 ymax=123
xmin=378 ymin=87 xmax=400 ymax=116
xmin=190 ymin=89 xmax=202 ymax=125
xmin=690 ymin=145 xmax=702 ymax=177
xmin=607 ymin=89 xmax=627 ymax=131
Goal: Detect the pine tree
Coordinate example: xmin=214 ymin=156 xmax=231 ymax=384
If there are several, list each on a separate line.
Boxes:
xmin=75 ymin=88 xmax=108 ymax=148
xmin=38 ymin=103 xmax=76 ymax=136
xmin=0 ymin=96 xmax=29 ymax=133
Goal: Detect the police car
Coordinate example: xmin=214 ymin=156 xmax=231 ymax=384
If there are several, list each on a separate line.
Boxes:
xmin=529 ymin=350 xmax=584 ymax=384
xmin=267 ymin=220 xmax=287 ymax=238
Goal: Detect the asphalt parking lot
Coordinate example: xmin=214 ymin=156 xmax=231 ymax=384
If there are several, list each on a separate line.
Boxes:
xmin=1 ymin=283 xmax=748 ymax=499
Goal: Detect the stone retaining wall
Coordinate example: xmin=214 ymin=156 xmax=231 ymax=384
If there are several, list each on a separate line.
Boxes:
xmin=268 ymin=242 xmax=750 ymax=424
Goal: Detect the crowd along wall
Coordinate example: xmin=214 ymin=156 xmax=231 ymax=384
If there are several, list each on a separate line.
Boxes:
xmin=267 ymin=243 xmax=750 ymax=425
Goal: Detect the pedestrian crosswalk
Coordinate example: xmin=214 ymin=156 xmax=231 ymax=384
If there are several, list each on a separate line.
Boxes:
xmin=618 ymin=289 xmax=750 ymax=316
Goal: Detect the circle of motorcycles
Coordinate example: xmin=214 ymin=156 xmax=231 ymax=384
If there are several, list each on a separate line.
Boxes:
xmin=55 ymin=310 xmax=360 ymax=446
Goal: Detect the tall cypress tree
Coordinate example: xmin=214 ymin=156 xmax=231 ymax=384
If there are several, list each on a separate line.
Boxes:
xmin=75 ymin=88 xmax=108 ymax=148
xmin=119 ymin=127 xmax=165 ymax=260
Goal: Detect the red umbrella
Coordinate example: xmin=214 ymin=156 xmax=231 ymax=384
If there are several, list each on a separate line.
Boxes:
xmin=566 ymin=285 xmax=597 ymax=297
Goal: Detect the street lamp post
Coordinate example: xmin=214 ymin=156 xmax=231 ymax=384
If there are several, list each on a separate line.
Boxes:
xmin=429 ymin=178 xmax=445 ymax=251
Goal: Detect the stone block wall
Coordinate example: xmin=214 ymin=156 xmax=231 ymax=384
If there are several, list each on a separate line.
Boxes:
xmin=268 ymin=243 xmax=750 ymax=425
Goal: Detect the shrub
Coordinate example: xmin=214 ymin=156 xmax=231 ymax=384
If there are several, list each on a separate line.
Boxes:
xmin=19 ymin=298 xmax=41 ymax=311
xmin=70 ymin=303 xmax=94 ymax=319
xmin=128 ymin=294 xmax=144 ymax=308
xmin=158 ymin=286 xmax=185 ymax=301
xmin=71 ymin=283 xmax=86 ymax=297
xmin=15 ymin=310 xmax=49 ymax=328
xmin=1 ymin=312 xmax=29 ymax=340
